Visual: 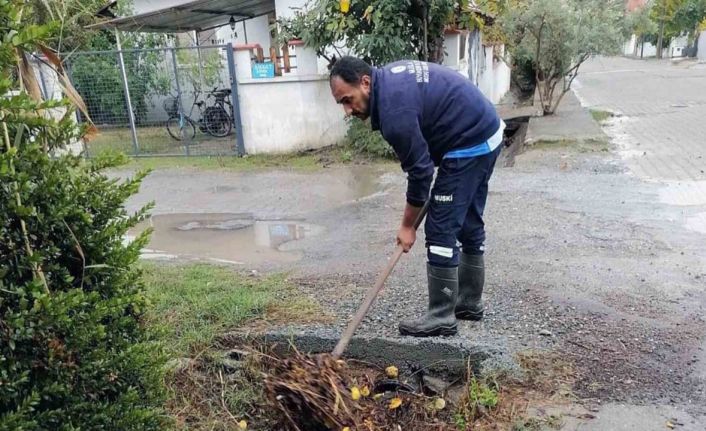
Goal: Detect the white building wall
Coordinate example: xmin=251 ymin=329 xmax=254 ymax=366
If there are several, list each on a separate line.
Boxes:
xmin=699 ymin=31 xmax=706 ymax=61
xmin=275 ymin=0 xmax=305 ymax=19
xmin=642 ymin=42 xmax=659 ymax=57
xmin=625 ymin=34 xmax=688 ymax=58
xmin=670 ymin=34 xmax=689 ymax=57
xmin=31 ymin=59 xmax=84 ymax=155
xmin=476 ymin=46 xmax=494 ymax=102
xmin=451 ymin=31 xmax=511 ymax=104
xmin=237 ymin=75 xmax=347 ymax=154
xmin=624 ymin=34 xmax=637 ymax=56
xmin=444 ymin=33 xmax=461 ymax=69
xmin=492 ymin=46 xmax=511 ymax=104
xmin=213 ymin=15 xmax=272 ymax=53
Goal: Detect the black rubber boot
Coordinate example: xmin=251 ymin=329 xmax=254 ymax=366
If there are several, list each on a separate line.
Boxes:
xmin=399 ymin=264 xmax=458 ymax=337
xmin=455 ymin=252 xmax=484 ymax=321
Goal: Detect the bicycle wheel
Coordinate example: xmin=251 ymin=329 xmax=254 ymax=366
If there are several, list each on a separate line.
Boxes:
xmin=166 ymin=115 xmax=196 ymax=141
xmin=203 ymin=106 xmax=232 ymax=138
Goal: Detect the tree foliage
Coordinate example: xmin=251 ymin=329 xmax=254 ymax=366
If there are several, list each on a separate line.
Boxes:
xmin=344 ymin=118 xmax=395 ymax=158
xmin=627 ymin=3 xmax=658 ymax=39
xmin=27 ymin=0 xmax=108 ymax=54
xmin=1 ymin=1 xmax=167 ymax=428
xmin=67 ymin=31 xmax=171 ymax=125
xmin=671 ymin=0 xmax=706 ymax=41
xmin=628 ymin=0 xmax=706 ymax=57
xmin=30 ymin=0 xmax=171 ymax=125
xmin=651 ymin=0 xmax=683 ymax=57
xmin=275 ymin=0 xmax=500 ymax=156
xmin=627 ymin=3 xmax=658 ymax=57
xmin=503 ymin=0 xmax=624 ymax=115
xmin=275 ymin=0 xmax=489 ymax=65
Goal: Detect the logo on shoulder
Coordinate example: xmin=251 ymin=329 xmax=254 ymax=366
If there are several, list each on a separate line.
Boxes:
xmin=390 ymin=65 xmax=406 ymax=74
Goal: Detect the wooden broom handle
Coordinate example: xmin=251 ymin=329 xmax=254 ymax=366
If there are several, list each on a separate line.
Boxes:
xmin=332 ymin=200 xmax=430 ymax=359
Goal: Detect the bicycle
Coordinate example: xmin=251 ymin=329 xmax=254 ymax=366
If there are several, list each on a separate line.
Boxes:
xmin=164 ymin=87 xmax=233 ymax=141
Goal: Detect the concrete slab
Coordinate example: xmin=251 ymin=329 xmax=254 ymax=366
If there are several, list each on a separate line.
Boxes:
xmin=525 ymin=91 xmax=607 ymax=144
xmin=530 ymin=403 xmax=706 ymax=431
xmin=221 ymin=328 xmax=515 ymax=379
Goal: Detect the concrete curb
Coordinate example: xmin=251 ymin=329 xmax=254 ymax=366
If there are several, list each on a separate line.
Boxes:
xmin=220 ymin=328 xmax=516 ymax=379
xmin=524 ymin=91 xmax=607 ymax=145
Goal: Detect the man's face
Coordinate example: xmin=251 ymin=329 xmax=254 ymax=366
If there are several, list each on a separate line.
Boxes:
xmin=330 ymin=75 xmax=371 ymax=120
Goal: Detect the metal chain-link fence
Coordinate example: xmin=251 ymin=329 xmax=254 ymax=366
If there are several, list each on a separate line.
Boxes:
xmin=64 ymin=44 xmax=243 ymax=157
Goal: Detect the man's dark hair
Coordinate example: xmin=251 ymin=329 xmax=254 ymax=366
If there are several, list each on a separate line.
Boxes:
xmin=329 ymin=56 xmax=372 ymax=84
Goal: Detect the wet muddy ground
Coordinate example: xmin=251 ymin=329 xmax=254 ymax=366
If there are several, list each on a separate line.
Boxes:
xmin=117 ymin=137 xmax=706 ymax=428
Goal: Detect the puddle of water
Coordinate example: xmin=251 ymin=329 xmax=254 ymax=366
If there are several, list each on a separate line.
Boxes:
xmin=130 ymin=213 xmax=325 ymax=264
xmin=658 ymin=181 xmax=706 ymax=206
xmin=603 ymin=116 xmax=645 ymax=160
xmin=686 ymin=212 xmax=706 ymax=235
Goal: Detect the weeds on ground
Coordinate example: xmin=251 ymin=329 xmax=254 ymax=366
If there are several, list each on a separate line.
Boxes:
xmin=345 ymin=117 xmax=396 ymax=159
xmin=142 ymin=262 xmax=581 ymax=430
xmin=512 ymin=415 xmax=564 ymax=431
xmin=141 ymin=263 xmax=293 ymax=355
xmin=450 ymin=351 xmax=578 ymax=430
xmin=453 ymin=375 xmax=500 ymax=429
xmin=590 ymin=109 xmax=613 ymax=124
xmin=121 ymin=152 xmax=324 ymax=172
xmin=164 ymin=347 xmax=271 ymax=430
xmin=531 ymin=138 xmax=610 ymax=153
xmin=98 ymin=145 xmax=394 ymax=172
xmin=140 ymin=262 xmax=324 ymax=430
xmin=515 ymin=350 xmax=576 ymax=396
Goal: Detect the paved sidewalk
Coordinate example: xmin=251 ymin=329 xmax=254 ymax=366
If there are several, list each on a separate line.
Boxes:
xmin=574 ymin=56 xmax=706 ymax=232
xmin=525 ymin=91 xmax=607 ymax=144
xmin=574 ymin=57 xmax=706 ymax=182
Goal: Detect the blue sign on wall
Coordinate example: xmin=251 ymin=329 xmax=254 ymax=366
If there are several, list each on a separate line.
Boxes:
xmin=252 ymin=62 xmax=275 ymax=78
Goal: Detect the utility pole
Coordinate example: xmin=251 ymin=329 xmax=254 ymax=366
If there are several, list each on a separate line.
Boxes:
xmin=657 ymin=18 xmax=665 ymax=59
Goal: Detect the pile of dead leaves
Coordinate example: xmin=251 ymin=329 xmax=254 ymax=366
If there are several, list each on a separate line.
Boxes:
xmin=263 ymin=350 xmax=452 ymax=431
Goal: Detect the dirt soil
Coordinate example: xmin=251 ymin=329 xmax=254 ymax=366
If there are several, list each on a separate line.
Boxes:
xmin=121 ymin=133 xmax=706 ymax=428
xmin=286 ymin=144 xmax=706 ymax=424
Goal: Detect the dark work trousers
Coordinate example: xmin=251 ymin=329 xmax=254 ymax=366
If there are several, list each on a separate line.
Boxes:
xmin=424 ymin=145 xmax=501 ymax=267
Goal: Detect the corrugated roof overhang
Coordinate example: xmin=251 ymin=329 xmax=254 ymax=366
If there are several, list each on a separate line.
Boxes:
xmin=87 ymin=0 xmax=275 ymax=32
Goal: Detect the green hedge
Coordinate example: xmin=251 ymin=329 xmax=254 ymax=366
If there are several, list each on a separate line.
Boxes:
xmin=344 ymin=117 xmax=396 ymax=159
xmin=0 ymin=150 xmax=168 ymax=430
xmin=1 ymin=1 xmax=168 ymax=429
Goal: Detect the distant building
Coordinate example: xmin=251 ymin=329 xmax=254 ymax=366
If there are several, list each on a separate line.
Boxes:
xmin=626 ymin=0 xmax=647 ymax=12
xmin=623 ymin=0 xmax=690 ymax=59
xmin=89 ymin=0 xmax=512 ymax=154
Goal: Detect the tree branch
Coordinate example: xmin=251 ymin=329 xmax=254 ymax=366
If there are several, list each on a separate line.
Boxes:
xmin=550 ymin=54 xmax=590 ymax=114
xmin=2 ymin=116 xmax=50 ymax=294
xmin=534 ymin=16 xmax=547 ymax=113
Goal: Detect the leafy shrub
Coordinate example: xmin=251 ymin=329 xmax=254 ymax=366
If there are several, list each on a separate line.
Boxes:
xmin=344 ymin=117 xmax=395 ymax=159
xmin=0 ymin=1 xmax=168 ymax=429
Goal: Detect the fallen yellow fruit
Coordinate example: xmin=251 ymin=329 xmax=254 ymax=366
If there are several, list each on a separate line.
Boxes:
xmin=385 ymin=365 xmax=399 ymax=378
xmin=373 ymin=393 xmax=383 ymax=401
xmin=361 ymin=386 xmax=370 ymax=397
xmin=342 ymin=427 xmax=351 ymax=431
xmin=433 ymin=398 xmax=446 ymax=410
xmin=388 ymin=397 xmax=402 ymax=409
xmin=237 ymin=420 xmax=247 ymax=429
xmin=351 ymin=386 xmax=361 ymax=401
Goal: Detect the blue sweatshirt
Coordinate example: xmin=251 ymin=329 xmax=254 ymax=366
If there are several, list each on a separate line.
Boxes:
xmin=369 ymin=60 xmax=500 ymax=207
